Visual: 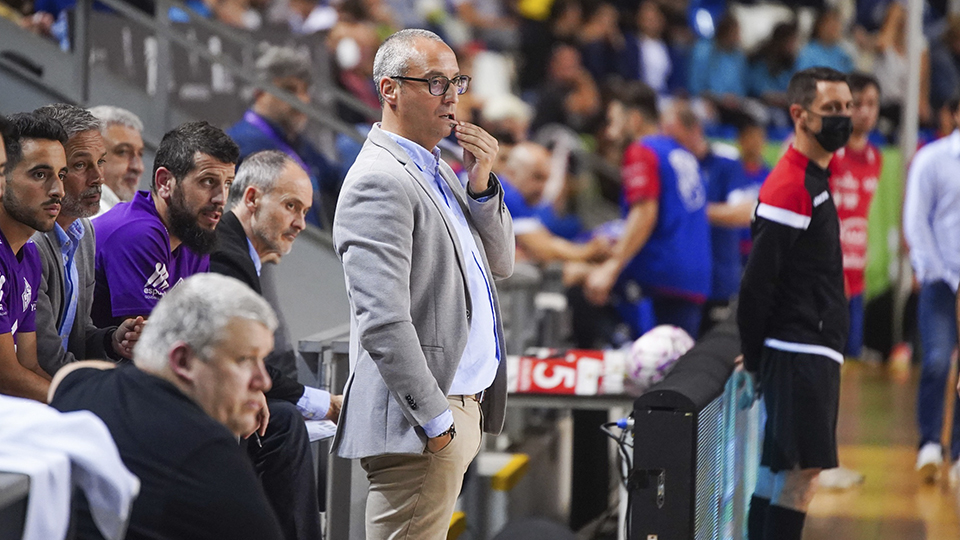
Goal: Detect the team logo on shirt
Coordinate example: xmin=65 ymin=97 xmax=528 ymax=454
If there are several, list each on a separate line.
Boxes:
xmin=21 ymin=278 xmax=31 ymax=313
xmin=143 ymin=262 xmax=170 ymax=300
xmin=0 ymin=274 xmax=6 ymax=317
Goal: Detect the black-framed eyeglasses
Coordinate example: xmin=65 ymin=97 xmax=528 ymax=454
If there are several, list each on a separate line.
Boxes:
xmin=391 ymin=75 xmax=471 ymax=96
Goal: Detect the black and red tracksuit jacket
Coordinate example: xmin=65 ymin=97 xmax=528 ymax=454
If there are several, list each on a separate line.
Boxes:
xmin=737 ymin=146 xmax=849 ymax=371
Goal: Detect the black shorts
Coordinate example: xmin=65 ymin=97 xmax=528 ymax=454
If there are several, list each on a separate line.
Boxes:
xmin=759 ymin=347 xmax=841 ymax=472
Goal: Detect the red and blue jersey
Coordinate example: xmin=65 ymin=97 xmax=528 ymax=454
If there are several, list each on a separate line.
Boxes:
xmin=619 ymin=134 xmax=711 ymax=301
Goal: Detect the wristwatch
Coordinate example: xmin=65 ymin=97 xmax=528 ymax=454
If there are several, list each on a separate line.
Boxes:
xmin=436 ymin=424 xmax=457 ymax=441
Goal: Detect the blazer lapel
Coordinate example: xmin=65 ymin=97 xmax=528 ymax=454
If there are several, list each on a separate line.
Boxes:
xmin=41 ymin=231 xmax=67 ymax=327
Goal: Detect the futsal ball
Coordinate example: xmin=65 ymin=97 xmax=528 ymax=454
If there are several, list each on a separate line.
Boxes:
xmin=627 ymin=325 xmax=694 ymax=391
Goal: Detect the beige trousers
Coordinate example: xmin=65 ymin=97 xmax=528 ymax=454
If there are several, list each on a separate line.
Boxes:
xmin=360 ymin=395 xmax=483 ymax=540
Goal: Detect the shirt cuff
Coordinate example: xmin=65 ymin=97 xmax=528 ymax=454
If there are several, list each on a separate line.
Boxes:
xmin=421 ymin=409 xmax=454 ymax=438
xmin=296 ymin=386 xmax=331 ymax=420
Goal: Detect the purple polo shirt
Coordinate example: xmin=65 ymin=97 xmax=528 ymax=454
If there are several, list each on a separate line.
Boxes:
xmin=0 ymin=228 xmax=41 ymax=340
xmin=92 ymin=191 xmax=209 ymax=327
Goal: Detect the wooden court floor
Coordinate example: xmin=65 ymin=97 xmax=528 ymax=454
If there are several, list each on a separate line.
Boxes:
xmin=804 ymin=361 xmax=960 ymax=539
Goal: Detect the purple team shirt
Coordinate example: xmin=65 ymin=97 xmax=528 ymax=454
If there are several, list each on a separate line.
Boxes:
xmin=92 ymin=191 xmax=209 ymax=326
xmin=0 ymin=228 xmax=41 ymax=340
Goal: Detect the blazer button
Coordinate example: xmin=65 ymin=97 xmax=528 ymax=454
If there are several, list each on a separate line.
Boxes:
xmin=466 ymin=309 xmax=471 ymax=319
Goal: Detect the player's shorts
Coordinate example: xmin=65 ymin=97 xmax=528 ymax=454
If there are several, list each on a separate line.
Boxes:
xmin=759 ymin=346 xmax=841 ymax=472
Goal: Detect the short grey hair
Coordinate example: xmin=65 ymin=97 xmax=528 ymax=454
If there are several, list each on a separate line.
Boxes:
xmin=133 ymin=274 xmax=278 ymax=371
xmin=33 ymin=103 xmax=102 ymax=139
xmin=257 ymin=45 xmax=312 ymax=85
xmin=228 ymin=150 xmax=301 ymax=208
xmin=372 ymin=28 xmax=445 ymax=106
xmin=88 ymin=105 xmax=144 ymax=134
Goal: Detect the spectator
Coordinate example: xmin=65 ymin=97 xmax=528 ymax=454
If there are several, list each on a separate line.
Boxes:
xmin=330 ymin=21 xmax=382 ymax=123
xmin=226 ymin=46 xmax=341 ymax=228
xmin=928 ymin=15 xmax=960 ymax=114
xmin=502 ymin=142 xmax=608 ymax=264
xmin=479 ymin=92 xmax=533 ymax=173
xmin=738 ymin=67 xmax=853 ymax=540
xmin=285 ymin=0 xmax=338 ymax=34
xmin=748 ymin=22 xmax=800 ymax=114
xmin=449 ymin=0 xmax=518 ymax=51
xmin=903 ymin=97 xmax=960 ymax=484
xmin=30 ymin=104 xmax=143 ymax=377
xmin=517 ymin=0 xmax=581 ymax=93
xmin=634 ymin=0 xmax=672 ymax=95
xmin=736 ymin=119 xmax=770 ymax=262
xmin=796 ymin=9 xmax=854 ymax=73
xmin=664 ymin=104 xmax=755 ymax=334
xmin=873 ymin=2 xmax=931 ymax=139
xmin=688 ymin=12 xmax=749 ymax=125
xmin=828 ymin=73 xmax=882 ymax=361
xmin=0 ymin=113 xmax=67 ymax=402
xmin=333 ymin=29 xmax=513 ymax=539
xmin=530 ymin=44 xmax=602 ymax=134
xmin=48 ymin=274 xmax=285 ymax=540
xmin=579 ymin=2 xmax=638 ymax=85
xmin=88 ymin=105 xmax=145 ymax=215
xmin=584 ymin=83 xmax=710 ymax=338
xmin=93 ymin=121 xmax=325 ymax=540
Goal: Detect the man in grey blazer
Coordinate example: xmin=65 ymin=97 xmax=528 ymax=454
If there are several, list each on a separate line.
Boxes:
xmin=333 ymin=29 xmax=514 ymax=539
xmin=31 ymin=104 xmax=142 ymax=376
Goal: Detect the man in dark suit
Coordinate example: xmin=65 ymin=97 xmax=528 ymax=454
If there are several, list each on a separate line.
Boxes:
xmin=210 ymin=149 xmax=341 ymax=540
xmin=31 ymin=104 xmax=143 ymax=376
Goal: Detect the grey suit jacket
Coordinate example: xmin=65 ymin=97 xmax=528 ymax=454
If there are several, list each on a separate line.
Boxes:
xmin=33 ymin=219 xmax=115 ymax=376
xmin=332 ymin=125 xmax=515 ymax=459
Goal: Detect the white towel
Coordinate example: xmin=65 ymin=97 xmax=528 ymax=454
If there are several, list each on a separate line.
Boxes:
xmin=0 ymin=395 xmax=140 ymax=540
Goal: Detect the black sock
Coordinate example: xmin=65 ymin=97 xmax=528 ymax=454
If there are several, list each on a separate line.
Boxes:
xmin=764 ymin=504 xmax=806 ymax=540
xmin=748 ymin=495 xmax=770 ymax=540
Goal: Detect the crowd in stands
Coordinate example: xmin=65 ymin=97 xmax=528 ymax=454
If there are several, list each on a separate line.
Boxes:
xmin=4 ymin=0 xmax=957 ymax=143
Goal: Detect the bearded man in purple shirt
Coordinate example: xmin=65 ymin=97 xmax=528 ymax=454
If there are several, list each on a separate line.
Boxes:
xmin=92 ymin=121 xmax=234 ymax=327
xmin=0 ymin=113 xmax=68 ymax=402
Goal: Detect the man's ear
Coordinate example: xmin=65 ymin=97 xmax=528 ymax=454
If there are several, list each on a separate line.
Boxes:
xmin=789 ymin=104 xmax=805 ymax=125
xmin=154 ymin=167 xmax=176 ymax=199
xmin=168 ymin=342 xmax=198 ymax=384
xmin=243 ymin=185 xmax=260 ymax=212
xmin=379 ymin=77 xmax=399 ymax=106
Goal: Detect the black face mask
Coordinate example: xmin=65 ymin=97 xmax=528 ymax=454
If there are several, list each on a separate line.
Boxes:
xmin=805 ymin=110 xmax=853 ymax=153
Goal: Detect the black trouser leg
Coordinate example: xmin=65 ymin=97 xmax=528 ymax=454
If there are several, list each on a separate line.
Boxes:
xmin=246 ymin=399 xmax=321 ymax=540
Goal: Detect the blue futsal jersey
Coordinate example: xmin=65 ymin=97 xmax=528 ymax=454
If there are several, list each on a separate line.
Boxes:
xmin=702 ymin=148 xmax=754 ymax=301
xmin=619 ymin=134 xmax=711 ymax=301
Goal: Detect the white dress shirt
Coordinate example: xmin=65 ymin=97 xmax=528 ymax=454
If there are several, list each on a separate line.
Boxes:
xmin=384 ymin=131 xmax=500 ymax=437
xmin=903 ymin=129 xmax=960 ymax=291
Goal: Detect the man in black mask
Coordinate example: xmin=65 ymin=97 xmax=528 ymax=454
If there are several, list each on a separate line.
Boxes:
xmin=737 ymin=67 xmax=852 ymax=540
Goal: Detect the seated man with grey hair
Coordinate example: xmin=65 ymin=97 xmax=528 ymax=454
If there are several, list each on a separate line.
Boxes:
xmin=227 ymin=45 xmax=341 ymax=228
xmin=211 ymin=149 xmax=341 ymax=540
xmin=48 ymin=273 xmax=284 ymax=540
xmin=88 ymin=105 xmax=146 ymax=215
xmin=31 ymin=103 xmax=143 ymax=378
